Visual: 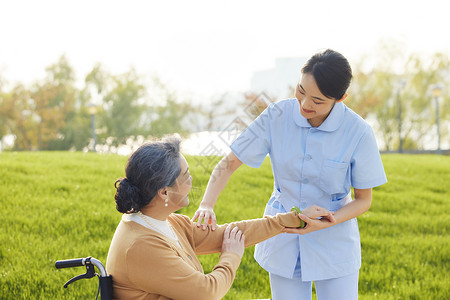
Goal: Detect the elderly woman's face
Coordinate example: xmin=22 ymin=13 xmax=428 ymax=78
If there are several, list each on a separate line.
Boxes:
xmin=167 ymin=154 xmax=192 ymax=208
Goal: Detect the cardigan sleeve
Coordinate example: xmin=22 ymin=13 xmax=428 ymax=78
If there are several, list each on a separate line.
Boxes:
xmin=192 ymin=211 xmax=301 ymax=255
xmin=126 ymin=237 xmax=241 ymax=300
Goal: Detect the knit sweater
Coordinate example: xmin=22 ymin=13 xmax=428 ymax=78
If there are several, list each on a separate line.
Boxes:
xmin=106 ymin=211 xmax=300 ymax=300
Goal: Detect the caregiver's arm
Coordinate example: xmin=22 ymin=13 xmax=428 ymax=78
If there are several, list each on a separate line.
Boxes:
xmin=284 ymin=188 xmax=372 ymax=235
xmin=192 ymin=152 xmax=243 ymax=230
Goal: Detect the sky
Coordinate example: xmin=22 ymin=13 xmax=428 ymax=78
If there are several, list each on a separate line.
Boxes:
xmin=1 ymin=0 xmax=449 ymax=103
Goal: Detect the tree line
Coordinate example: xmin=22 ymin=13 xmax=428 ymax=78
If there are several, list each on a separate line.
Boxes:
xmin=1 ymin=45 xmax=449 ymax=152
xmin=347 ymin=44 xmax=449 ymax=151
xmin=0 ymin=56 xmax=204 ymax=151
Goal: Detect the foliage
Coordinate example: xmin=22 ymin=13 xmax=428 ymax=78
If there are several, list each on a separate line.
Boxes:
xmin=0 ymin=152 xmax=448 ymax=299
xmin=143 ymin=78 xmax=200 ymax=137
xmin=348 ymin=42 xmax=450 ymax=151
xmin=99 ymin=69 xmax=146 ymax=146
xmin=0 ymin=58 xmax=199 ymax=151
xmin=1 ymin=84 xmax=33 ymax=149
xmin=30 ymin=55 xmax=79 ymax=150
xmin=147 ymin=96 xmax=193 ymax=138
xmin=0 ymin=44 xmax=449 ymax=151
xmin=0 ymin=56 xmax=90 ymax=151
xmin=0 ymin=78 xmax=7 ymax=142
xmin=402 ymin=52 xmax=450 ymax=149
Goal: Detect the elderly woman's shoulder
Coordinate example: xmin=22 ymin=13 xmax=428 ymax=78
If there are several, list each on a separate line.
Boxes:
xmin=168 ymin=213 xmax=193 ymax=228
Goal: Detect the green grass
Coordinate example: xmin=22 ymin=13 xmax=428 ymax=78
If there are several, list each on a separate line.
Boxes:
xmin=0 ymin=152 xmax=449 ymax=299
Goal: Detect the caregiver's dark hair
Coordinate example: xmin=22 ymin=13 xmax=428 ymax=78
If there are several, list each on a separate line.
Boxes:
xmin=114 ymin=136 xmax=182 ymax=213
xmin=301 ymin=49 xmax=352 ymax=100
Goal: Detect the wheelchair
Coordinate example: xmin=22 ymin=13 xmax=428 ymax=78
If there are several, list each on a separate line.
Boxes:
xmin=55 ymin=256 xmax=113 ymax=300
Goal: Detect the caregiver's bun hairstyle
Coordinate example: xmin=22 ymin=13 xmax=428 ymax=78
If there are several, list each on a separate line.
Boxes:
xmin=302 ymin=49 xmax=352 ymax=100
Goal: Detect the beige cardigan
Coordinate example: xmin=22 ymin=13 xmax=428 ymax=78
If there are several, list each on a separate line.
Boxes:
xmin=106 ymin=211 xmax=300 ymax=300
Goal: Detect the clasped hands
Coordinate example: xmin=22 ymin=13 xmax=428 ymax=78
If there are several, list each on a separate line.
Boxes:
xmin=284 ymin=205 xmax=336 ymax=235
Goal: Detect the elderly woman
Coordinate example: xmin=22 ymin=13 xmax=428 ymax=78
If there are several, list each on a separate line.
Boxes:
xmin=106 ymin=137 xmax=334 ymax=300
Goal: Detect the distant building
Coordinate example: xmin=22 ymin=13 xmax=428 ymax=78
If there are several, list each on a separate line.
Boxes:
xmin=251 ymin=57 xmax=307 ymax=101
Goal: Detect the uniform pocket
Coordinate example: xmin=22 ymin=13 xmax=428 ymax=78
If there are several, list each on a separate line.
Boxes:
xmin=319 ymin=159 xmax=349 ymax=195
xmin=263 ymin=194 xmax=286 ymax=216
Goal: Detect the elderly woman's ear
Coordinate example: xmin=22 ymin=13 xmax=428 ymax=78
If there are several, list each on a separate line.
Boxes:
xmin=158 ymin=188 xmax=168 ymax=199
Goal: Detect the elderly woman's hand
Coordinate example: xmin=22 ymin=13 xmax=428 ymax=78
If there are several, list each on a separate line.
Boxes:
xmin=283 ymin=214 xmax=335 ymax=235
xmin=302 ymin=205 xmax=335 ymax=222
xmin=221 ymin=225 xmax=245 ymax=258
xmin=285 ymin=205 xmax=336 ymax=235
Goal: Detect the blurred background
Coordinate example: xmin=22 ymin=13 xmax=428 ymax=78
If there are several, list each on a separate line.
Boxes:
xmin=1 ymin=0 xmax=449 ymax=155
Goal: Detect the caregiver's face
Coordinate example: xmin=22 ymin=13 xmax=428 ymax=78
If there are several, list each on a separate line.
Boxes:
xmin=295 ymin=73 xmax=338 ymax=127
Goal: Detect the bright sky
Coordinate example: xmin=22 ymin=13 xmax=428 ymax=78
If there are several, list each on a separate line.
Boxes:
xmin=1 ymin=0 xmax=449 ymax=102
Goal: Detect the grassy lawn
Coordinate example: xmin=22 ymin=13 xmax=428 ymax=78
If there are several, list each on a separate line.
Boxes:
xmin=0 ymin=152 xmax=448 ymax=299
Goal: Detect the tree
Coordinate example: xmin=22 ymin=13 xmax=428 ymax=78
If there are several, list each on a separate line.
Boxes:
xmin=30 ymin=55 xmax=80 ymax=150
xmin=401 ymin=52 xmax=450 ymax=150
xmin=99 ymin=69 xmax=146 ymax=146
xmin=2 ymin=55 xmax=92 ymax=151
xmin=148 ymin=98 xmax=195 ymax=137
xmin=3 ymin=84 xmax=36 ymax=150
xmin=348 ymin=41 xmax=450 ymax=151
xmin=347 ymin=68 xmax=400 ymax=151
xmin=0 ymin=78 xmax=8 ymax=149
xmin=144 ymin=79 xmax=197 ymax=137
xmin=85 ymin=63 xmax=109 ymax=96
xmin=80 ymin=63 xmax=111 ymax=150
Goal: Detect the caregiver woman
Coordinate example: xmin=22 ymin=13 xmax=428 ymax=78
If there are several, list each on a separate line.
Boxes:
xmin=193 ymin=49 xmax=387 ymax=300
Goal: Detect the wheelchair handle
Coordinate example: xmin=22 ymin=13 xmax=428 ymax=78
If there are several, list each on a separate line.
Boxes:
xmin=55 ymin=257 xmax=108 ymax=277
xmin=55 ymin=258 xmax=84 ymax=269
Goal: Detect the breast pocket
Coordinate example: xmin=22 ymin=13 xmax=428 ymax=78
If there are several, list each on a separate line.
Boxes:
xmin=319 ymin=159 xmax=349 ymax=195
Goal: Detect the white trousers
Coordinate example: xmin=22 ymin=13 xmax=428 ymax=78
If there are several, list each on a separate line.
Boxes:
xmin=269 ymin=271 xmax=359 ymax=300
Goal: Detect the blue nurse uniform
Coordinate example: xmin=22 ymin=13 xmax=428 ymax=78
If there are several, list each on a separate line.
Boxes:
xmin=230 ymin=99 xmax=387 ymax=281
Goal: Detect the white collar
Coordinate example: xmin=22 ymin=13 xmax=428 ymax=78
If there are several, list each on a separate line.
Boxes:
xmin=292 ymin=99 xmax=346 ymax=132
xmin=124 ymin=213 xmax=179 ymax=243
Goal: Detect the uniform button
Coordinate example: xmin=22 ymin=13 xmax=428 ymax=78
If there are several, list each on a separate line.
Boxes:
xmin=187 ymin=255 xmax=192 ymax=260
xmin=302 ymin=178 xmax=309 ymax=184
xmin=305 ymin=154 xmax=312 ymax=161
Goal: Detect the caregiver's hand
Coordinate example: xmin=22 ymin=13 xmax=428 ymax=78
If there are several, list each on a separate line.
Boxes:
xmin=222 ymin=225 xmax=245 ymax=258
xmin=302 ymin=205 xmax=335 ymax=222
xmin=284 ymin=213 xmax=336 ymax=235
xmin=192 ymin=205 xmax=217 ymax=231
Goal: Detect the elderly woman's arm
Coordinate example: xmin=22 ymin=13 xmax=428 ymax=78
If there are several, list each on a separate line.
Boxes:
xmin=191 ymin=210 xmax=302 ymax=254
